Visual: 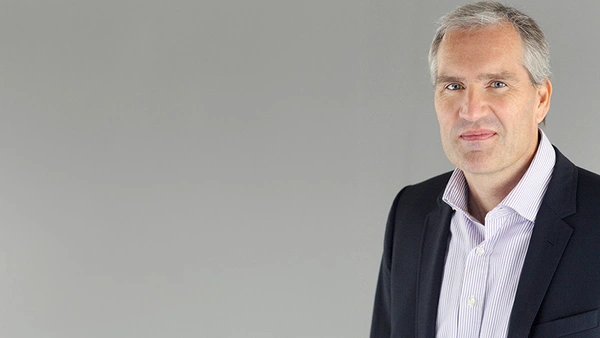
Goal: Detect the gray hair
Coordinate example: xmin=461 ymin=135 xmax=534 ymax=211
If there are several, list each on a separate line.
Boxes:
xmin=428 ymin=1 xmax=550 ymax=86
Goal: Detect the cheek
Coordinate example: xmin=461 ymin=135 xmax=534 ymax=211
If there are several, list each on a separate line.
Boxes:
xmin=486 ymin=95 xmax=522 ymax=123
xmin=434 ymin=96 xmax=456 ymax=128
xmin=491 ymin=95 xmax=537 ymax=130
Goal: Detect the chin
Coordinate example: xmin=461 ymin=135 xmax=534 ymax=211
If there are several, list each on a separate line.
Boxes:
xmin=461 ymin=166 xmax=495 ymax=176
xmin=455 ymin=158 xmax=497 ymax=175
xmin=447 ymin=151 xmax=489 ymax=172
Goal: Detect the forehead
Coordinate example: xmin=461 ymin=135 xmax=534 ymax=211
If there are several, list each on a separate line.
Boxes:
xmin=437 ymin=23 xmax=525 ymax=76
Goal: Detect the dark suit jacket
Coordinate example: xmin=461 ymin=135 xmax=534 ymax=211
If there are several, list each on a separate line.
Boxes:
xmin=370 ymin=147 xmax=600 ymax=337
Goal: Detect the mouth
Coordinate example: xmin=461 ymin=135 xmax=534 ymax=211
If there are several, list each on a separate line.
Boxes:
xmin=460 ymin=130 xmax=497 ymax=141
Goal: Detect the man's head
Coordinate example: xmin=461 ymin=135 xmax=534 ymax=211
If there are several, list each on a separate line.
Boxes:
xmin=431 ymin=2 xmax=552 ymax=178
xmin=428 ymin=1 xmax=550 ymax=87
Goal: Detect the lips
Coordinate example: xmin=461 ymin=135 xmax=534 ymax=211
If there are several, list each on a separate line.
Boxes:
xmin=460 ymin=130 xmax=496 ymax=141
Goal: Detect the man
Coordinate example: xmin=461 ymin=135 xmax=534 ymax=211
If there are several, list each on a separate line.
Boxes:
xmin=370 ymin=2 xmax=600 ymax=337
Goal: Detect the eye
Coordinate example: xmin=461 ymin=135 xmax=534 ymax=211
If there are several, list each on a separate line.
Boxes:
xmin=445 ymin=83 xmax=464 ymax=90
xmin=490 ymin=81 xmax=507 ymax=88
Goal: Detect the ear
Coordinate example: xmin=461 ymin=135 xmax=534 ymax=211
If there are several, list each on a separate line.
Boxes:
xmin=535 ymin=79 xmax=552 ymax=124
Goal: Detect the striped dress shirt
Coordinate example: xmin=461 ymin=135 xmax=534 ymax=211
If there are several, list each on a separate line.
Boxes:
xmin=436 ymin=129 xmax=556 ymax=337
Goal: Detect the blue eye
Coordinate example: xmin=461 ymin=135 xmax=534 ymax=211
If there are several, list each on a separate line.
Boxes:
xmin=446 ymin=83 xmax=464 ymax=90
xmin=491 ymin=81 xmax=507 ymax=88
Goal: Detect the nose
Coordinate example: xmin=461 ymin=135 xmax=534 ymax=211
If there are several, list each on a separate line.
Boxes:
xmin=459 ymin=88 xmax=488 ymax=122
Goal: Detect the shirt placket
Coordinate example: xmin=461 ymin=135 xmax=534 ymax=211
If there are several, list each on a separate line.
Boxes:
xmin=457 ymin=237 xmax=490 ymax=337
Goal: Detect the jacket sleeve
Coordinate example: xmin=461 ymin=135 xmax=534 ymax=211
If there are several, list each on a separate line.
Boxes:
xmin=370 ymin=189 xmax=403 ymax=337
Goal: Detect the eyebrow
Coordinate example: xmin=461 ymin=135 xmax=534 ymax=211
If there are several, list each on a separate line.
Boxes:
xmin=436 ymin=75 xmax=463 ymax=85
xmin=436 ymin=71 xmax=519 ymax=84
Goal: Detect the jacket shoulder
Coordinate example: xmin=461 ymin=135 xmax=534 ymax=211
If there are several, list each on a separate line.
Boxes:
xmin=394 ymin=171 xmax=453 ymax=215
xmin=575 ymin=166 xmax=600 ymax=208
xmin=384 ymin=171 xmax=452 ymax=252
xmin=577 ymin=166 xmax=600 ymax=187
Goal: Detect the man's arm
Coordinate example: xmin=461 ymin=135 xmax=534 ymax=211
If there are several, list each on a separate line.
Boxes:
xmin=370 ymin=190 xmax=403 ymax=337
xmin=370 ymin=256 xmax=392 ymax=337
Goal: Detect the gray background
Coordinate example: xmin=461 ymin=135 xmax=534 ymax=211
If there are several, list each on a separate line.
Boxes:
xmin=1 ymin=1 xmax=599 ymax=337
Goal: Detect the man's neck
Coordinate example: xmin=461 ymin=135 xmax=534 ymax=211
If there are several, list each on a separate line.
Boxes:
xmin=465 ymin=170 xmax=525 ymax=224
xmin=465 ymin=147 xmax=539 ymax=224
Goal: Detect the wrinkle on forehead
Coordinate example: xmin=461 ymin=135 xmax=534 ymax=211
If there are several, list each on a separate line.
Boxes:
xmin=436 ymin=23 xmax=526 ymax=83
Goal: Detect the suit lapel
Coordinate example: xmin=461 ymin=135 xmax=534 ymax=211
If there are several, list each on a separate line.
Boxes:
xmin=507 ymin=148 xmax=578 ymax=337
xmin=416 ymin=198 xmax=453 ymax=338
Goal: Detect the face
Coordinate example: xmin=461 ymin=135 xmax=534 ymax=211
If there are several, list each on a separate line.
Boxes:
xmin=434 ymin=23 xmax=551 ymax=179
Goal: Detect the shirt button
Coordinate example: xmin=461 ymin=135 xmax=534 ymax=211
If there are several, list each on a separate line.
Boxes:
xmin=476 ymin=247 xmax=485 ymax=256
xmin=467 ymin=296 xmax=476 ymax=307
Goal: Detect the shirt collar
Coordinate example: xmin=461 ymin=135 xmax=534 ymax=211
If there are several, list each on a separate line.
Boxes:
xmin=442 ymin=129 xmax=556 ymax=222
